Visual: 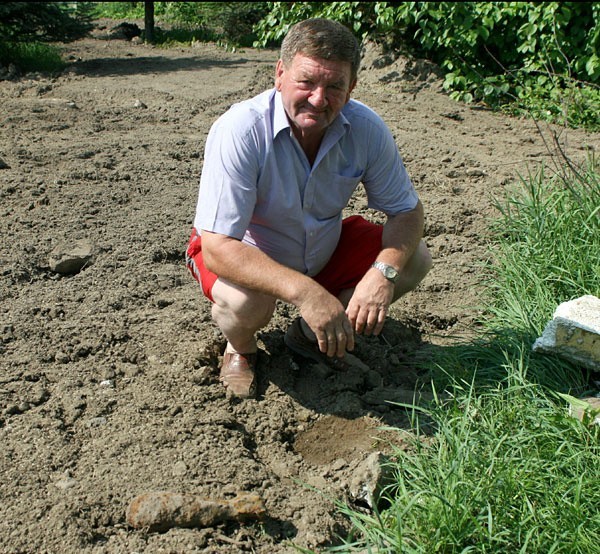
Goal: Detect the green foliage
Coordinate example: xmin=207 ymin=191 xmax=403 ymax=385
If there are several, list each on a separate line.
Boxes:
xmin=487 ymin=157 xmax=600 ymax=335
xmin=323 ymin=377 xmax=600 ymax=553
xmin=0 ymin=2 xmax=93 ymax=42
xmin=0 ymin=2 xmax=91 ymax=73
xmin=0 ymin=41 xmax=65 ymax=73
xmin=253 ymin=2 xmax=382 ymax=47
xmin=253 ymin=2 xmax=600 ymax=129
xmin=88 ymin=2 xmax=145 ymax=19
xmin=91 ymin=2 xmax=269 ymax=47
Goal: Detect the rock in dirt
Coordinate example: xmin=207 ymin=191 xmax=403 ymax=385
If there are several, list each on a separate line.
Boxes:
xmin=48 ymin=239 xmax=94 ymax=275
xmin=348 ymin=451 xmax=395 ymax=509
xmin=533 ymin=295 xmax=600 ymax=371
xmin=125 ymin=491 xmax=267 ymax=532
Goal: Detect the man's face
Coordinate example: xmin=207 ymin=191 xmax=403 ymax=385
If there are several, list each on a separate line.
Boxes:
xmin=275 ymin=53 xmax=356 ymax=139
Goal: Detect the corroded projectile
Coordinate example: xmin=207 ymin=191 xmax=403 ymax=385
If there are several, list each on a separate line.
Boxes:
xmin=126 ymin=491 xmax=267 ymax=532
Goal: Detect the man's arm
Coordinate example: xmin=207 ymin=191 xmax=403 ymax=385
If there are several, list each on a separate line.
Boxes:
xmin=201 ymin=231 xmax=355 ymax=357
xmin=345 ymin=200 xmax=425 ymax=336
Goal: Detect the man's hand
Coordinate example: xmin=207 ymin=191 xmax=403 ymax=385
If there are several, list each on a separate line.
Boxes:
xmin=345 ymin=267 xmax=395 ymax=336
xmin=298 ymin=288 xmax=355 ymax=358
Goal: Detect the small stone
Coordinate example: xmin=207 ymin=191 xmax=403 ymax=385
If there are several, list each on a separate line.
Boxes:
xmin=172 ymin=461 xmax=188 ymax=476
xmin=17 ymin=402 xmax=30 ymax=413
xmin=55 ymin=477 xmax=78 ymax=490
xmin=365 ymin=370 xmax=382 ymax=389
xmin=30 ymin=388 xmax=49 ymax=406
xmin=567 ymin=396 xmax=600 ymax=426
xmin=87 ymin=416 xmax=107 ymax=428
xmin=48 ymin=239 xmax=94 ymax=275
xmin=3 ymin=403 xmax=20 ymax=416
xmin=348 ymin=451 xmax=395 ymax=509
xmin=466 ymin=168 xmax=486 ymax=177
xmin=55 ymin=351 xmax=70 ymax=364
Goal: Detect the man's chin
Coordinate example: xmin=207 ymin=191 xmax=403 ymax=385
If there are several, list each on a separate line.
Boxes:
xmin=296 ymin=115 xmax=329 ymax=131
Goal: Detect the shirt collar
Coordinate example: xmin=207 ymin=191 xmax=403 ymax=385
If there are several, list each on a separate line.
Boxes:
xmin=273 ymin=90 xmax=291 ymax=138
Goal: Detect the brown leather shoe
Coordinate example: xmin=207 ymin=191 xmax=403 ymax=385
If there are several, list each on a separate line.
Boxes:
xmin=219 ymin=351 xmax=257 ymax=399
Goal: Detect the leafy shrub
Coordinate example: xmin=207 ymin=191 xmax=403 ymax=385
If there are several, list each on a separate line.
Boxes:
xmin=253 ymin=2 xmax=600 ymax=129
xmin=91 ymin=1 xmax=270 ymax=47
xmin=0 ymin=2 xmax=93 ymax=42
xmin=0 ymin=2 xmax=92 ymax=74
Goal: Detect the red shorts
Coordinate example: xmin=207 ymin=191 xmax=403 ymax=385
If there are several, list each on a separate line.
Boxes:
xmin=185 ymin=215 xmax=383 ymax=302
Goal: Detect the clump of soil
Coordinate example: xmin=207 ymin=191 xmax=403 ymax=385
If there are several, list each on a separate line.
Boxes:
xmin=0 ymin=24 xmax=597 ymax=553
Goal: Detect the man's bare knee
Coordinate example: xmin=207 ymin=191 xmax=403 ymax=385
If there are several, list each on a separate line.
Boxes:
xmin=212 ymin=278 xmax=276 ymax=327
xmin=394 ymin=241 xmax=432 ymax=298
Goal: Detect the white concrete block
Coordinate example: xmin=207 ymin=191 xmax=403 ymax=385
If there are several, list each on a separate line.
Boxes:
xmin=532 ymin=295 xmax=600 ymax=371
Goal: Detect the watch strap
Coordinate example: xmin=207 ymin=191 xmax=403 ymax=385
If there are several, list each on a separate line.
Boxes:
xmin=371 ymin=261 xmax=399 ymax=283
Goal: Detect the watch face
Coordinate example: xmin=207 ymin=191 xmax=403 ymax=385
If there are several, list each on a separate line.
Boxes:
xmin=384 ymin=266 xmax=398 ymax=280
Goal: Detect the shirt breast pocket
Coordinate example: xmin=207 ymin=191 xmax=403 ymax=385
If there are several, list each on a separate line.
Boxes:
xmin=313 ymin=172 xmax=363 ymax=220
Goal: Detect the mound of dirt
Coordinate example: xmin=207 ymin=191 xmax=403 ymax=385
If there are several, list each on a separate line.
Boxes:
xmin=0 ymin=26 xmax=598 ymax=553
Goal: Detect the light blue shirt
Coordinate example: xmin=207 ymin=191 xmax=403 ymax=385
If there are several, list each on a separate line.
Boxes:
xmin=194 ymin=88 xmax=418 ymax=276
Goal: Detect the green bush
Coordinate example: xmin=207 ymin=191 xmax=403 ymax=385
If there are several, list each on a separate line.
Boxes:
xmin=91 ymin=1 xmax=270 ymax=47
xmin=0 ymin=2 xmax=91 ymax=74
xmin=0 ymin=2 xmax=93 ymax=42
xmin=253 ymin=2 xmax=600 ymax=129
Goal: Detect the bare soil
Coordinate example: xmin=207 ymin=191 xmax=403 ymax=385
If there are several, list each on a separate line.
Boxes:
xmin=1 ymin=22 xmax=598 ymax=553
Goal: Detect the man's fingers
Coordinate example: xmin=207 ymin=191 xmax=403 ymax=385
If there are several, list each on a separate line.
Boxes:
xmin=317 ymin=323 xmax=354 ymax=357
xmin=354 ymin=305 xmax=387 ymax=336
xmin=373 ymin=306 xmax=387 ymax=335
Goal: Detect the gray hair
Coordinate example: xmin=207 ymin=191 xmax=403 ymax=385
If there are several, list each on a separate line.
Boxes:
xmin=280 ymin=18 xmax=361 ymax=81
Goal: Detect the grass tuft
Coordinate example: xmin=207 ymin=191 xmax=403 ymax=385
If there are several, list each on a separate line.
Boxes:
xmin=0 ymin=41 xmax=66 ymax=74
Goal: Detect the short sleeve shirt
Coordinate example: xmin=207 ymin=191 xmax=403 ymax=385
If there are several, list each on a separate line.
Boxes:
xmin=193 ymin=88 xmax=418 ymax=276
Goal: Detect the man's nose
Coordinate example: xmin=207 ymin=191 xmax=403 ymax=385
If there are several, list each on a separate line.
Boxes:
xmin=310 ymin=86 xmax=328 ymax=108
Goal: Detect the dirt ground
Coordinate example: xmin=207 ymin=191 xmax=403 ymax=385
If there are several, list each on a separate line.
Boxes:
xmin=1 ymin=21 xmax=598 ymax=553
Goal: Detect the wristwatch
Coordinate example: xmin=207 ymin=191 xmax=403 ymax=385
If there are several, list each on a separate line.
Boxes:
xmin=371 ymin=261 xmax=400 ymax=284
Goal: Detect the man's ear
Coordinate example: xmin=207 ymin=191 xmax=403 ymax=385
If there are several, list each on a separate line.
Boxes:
xmin=275 ymin=59 xmax=284 ymax=91
xmin=346 ymin=77 xmax=357 ymax=102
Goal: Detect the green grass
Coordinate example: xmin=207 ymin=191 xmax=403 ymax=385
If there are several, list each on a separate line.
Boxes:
xmin=487 ymin=159 xmax=600 ymax=334
xmin=302 ymin=155 xmax=600 ymax=552
xmin=0 ymin=41 xmax=66 ymax=74
xmin=325 ymin=374 xmax=600 ymax=553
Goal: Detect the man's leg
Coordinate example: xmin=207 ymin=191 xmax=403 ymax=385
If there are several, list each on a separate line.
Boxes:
xmin=208 ymin=279 xmax=276 ymax=399
xmin=211 ymin=278 xmax=277 ymax=354
xmin=186 ymin=231 xmax=277 ymax=398
xmin=392 ymin=240 xmax=432 ymax=300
